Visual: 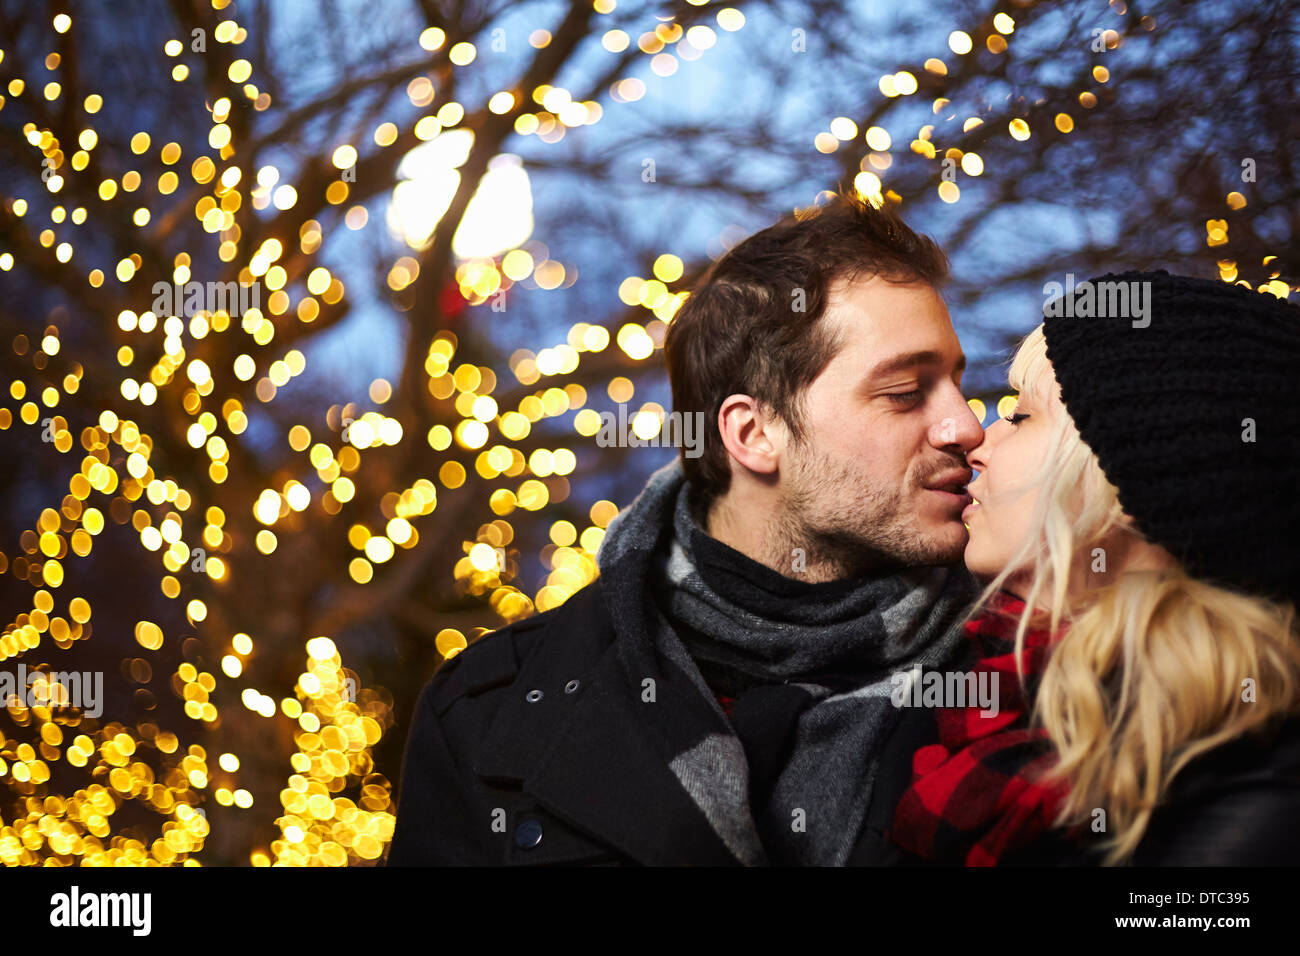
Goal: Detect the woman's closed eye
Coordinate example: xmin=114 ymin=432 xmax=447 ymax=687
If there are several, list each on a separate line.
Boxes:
xmin=1004 ymin=412 xmax=1029 ymax=424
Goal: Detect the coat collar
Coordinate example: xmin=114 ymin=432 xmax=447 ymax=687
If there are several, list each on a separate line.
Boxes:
xmin=474 ymin=583 xmax=741 ymax=865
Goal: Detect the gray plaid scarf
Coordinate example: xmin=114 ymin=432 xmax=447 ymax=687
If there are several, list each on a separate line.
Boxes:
xmin=596 ymin=458 xmax=976 ymax=865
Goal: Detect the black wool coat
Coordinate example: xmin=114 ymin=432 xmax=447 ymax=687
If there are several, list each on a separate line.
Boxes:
xmin=385 ymin=578 xmax=926 ymax=865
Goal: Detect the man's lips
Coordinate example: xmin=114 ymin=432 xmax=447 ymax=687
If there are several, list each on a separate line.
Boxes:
xmin=923 ymin=470 xmax=973 ymax=510
xmin=927 ymin=487 xmax=973 ymax=509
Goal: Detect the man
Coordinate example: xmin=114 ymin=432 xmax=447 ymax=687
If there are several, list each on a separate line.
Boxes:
xmin=386 ymin=191 xmax=984 ymax=865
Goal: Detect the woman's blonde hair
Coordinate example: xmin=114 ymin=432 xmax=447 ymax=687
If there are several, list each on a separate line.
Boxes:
xmin=973 ymin=324 xmax=1300 ymax=864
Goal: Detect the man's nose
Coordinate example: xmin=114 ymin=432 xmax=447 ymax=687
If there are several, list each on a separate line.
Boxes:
xmin=933 ymin=402 xmax=984 ymax=453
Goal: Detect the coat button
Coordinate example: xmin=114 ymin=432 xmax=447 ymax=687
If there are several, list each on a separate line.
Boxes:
xmin=514 ymin=819 xmax=543 ymax=849
xmin=525 ymin=689 xmax=543 ymax=702
xmin=564 ymin=679 xmax=580 ymax=694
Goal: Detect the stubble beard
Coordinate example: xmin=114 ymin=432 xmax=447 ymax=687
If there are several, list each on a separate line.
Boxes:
xmin=774 ymin=444 xmax=967 ymax=581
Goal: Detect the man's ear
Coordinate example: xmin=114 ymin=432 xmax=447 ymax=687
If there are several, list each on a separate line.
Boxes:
xmin=717 ymin=394 xmax=783 ymax=477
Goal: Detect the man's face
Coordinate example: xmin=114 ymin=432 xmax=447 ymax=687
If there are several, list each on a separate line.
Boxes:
xmin=778 ymin=273 xmax=983 ymax=569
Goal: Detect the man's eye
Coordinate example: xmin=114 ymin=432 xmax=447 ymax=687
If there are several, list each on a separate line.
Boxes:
xmin=886 ymin=390 xmax=923 ymax=404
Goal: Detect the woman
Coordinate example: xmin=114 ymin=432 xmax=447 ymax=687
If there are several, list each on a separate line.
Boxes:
xmin=884 ymin=270 xmax=1300 ymax=865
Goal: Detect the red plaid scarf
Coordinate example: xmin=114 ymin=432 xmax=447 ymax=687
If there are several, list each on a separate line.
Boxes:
xmin=887 ymin=591 xmax=1079 ymax=865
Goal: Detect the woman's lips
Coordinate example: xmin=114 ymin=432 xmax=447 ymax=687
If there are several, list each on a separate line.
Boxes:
xmin=961 ymin=498 xmax=980 ymax=521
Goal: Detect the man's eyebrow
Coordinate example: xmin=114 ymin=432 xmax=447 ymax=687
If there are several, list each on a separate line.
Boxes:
xmin=867 ymin=350 xmax=966 ymax=380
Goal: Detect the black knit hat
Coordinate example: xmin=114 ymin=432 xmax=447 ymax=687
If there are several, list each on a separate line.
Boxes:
xmin=1040 ymin=269 xmax=1300 ymax=608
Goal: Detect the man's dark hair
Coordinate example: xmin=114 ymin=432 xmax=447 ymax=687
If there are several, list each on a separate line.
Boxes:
xmin=664 ymin=190 xmax=950 ymax=514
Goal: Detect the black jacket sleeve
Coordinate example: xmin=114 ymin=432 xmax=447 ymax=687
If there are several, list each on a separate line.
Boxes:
xmin=1130 ymin=716 xmax=1300 ymax=866
xmin=385 ymin=677 xmax=482 ymax=865
xmin=1130 ymin=781 xmax=1300 ymax=866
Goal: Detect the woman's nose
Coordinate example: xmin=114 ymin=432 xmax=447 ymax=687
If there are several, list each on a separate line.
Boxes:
xmin=967 ymin=419 xmax=1003 ymax=471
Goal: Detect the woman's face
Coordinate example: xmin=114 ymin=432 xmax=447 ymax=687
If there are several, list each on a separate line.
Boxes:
xmin=963 ymin=375 xmax=1063 ymax=586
